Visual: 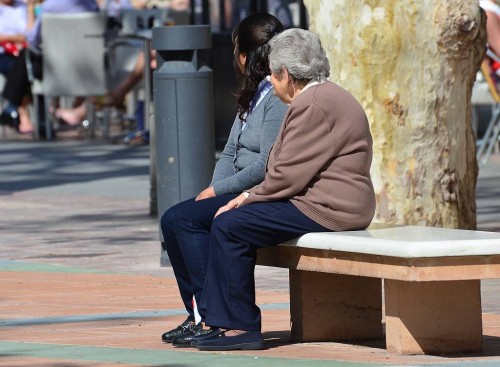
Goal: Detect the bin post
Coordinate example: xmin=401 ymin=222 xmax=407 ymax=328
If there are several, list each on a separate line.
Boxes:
xmin=152 ymin=25 xmax=215 ymax=263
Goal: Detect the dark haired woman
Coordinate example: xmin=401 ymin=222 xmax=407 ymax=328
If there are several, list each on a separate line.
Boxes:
xmin=159 ymin=12 xmax=287 ymax=347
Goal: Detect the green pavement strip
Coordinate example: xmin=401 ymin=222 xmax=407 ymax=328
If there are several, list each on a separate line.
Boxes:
xmin=5 ymin=341 xmax=500 ymax=367
xmin=0 ymin=341 xmax=389 ymax=367
xmin=0 ymin=260 xmax=107 ymax=274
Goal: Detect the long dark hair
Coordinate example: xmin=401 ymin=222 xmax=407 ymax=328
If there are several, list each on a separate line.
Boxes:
xmin=233 ymin=13 xmax=283 ymax=122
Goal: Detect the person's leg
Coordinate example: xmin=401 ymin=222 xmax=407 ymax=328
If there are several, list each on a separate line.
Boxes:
xmin=17 ymin=96 xmax=34 ymax=133
xmin=1 ymin=49 xmax=41 ymax=130
xmin=160 ymin=194 xmax=238 ymax=319
xmin=161 ymin=198 xmax=198 ymax=320
xmin=202 ymin=201 xmax=329 ymax=331
xmin=115 ymin=50 xmax=144 ymax=100
xmin=55 ymin=101 xmax=87 ymax=125
xmin=105 ymin=50 xmax=145 ymax=107
xmin=2 ymin=49 xmax=37 ymax=107
xmin=87 ymin=51 xmax=145 ymax=111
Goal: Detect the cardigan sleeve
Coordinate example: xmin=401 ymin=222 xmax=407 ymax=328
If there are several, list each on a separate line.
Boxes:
xmin=210 ymin=115 xmax=239 ymax=186
xmin=244 ymin=103 xmax=335 ymax=204
xmin=212 ymin=95 xmax=287 ymax=195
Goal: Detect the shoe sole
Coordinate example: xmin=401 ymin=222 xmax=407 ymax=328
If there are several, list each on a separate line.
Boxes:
xmin=173 ymin=342 xmax=196 ymax=348
xmin=197 ymin=341 xmax=265 ymax=351
xmin=176 ymin=333 xmax=214 ymax=347
xmin=172 ymin=343 xmax=194 ymax=348
xmin=162 ymin=332 xmax=190 ymax=344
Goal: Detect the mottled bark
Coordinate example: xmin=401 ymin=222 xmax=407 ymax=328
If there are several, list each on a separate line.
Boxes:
xmin=304 ymin=0 xmax=486 ymax=229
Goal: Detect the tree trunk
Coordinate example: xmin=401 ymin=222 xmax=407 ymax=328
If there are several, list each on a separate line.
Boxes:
xmin=304 ymin=0 xmax=485 ymax=229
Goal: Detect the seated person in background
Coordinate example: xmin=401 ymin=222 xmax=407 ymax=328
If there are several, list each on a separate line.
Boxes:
xmin=481 ymin=1 xmax=500 ymax=54
xmin=0 ymin=0 xmax=99 ymax=134
xmin=195 ymin=29 xmax=375 ymax=351
xmin=54 ymin=48 xmax=153 ymax=126
xmin=0 ymin=0 xmax=31 ymax=76
xmin=96 ymin=0 xmax=133 ymax=30
xmin=52 ymin=0 xmax=137 ymax=126
xmin=99 ymin=0 xmax=132 ymax=14
xmin=480 ymin=0 xmax=500 ymax=75
xmin=56 ymin=0 xmax=190 ymax=129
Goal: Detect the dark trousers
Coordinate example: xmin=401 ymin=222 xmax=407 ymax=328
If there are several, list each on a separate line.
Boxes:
xmin=200 ymin=200 xmax=329 ymax=331
xmin=160 ymin=194 xmax=238 ymax=321
xmin=0 ymin=54 xmax=16 ymax=76
xmin=2 ymin=48 xmax=42 ymax=107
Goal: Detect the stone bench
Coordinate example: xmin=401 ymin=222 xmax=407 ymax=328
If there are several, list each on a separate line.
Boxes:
xmin=256 ymin=224 xmax=500 ymax=355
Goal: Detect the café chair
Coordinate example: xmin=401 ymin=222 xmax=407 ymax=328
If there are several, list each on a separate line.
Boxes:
xmin=32 ymin=12 xmax=108 ymax=140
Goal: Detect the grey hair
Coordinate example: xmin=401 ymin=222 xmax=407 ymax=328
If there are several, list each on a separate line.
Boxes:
xmin=269 ymin=28 xmax=330 ymax=82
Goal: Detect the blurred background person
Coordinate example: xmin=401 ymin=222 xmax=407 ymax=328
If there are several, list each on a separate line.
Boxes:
xmin=480 ymin=0 xmax=500 ymax=59
xmin=56 ymin=0 xmax=189 ymax=141
xmin=0 ymin=0 xmax=99 ymax=134
xmin=55 ymin=0 xmax=158 ymax=138
xmin=0 ymin=0 xmax=32 ymax=76
xmin=54 ymin=48 xmax=152 ymax=127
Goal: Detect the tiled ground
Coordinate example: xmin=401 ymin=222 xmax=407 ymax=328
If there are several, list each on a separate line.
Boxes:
xmin=2 ymin=140 xmax=500 ymax=366
xmin=4 ymin=268 xmax=500 ymax=367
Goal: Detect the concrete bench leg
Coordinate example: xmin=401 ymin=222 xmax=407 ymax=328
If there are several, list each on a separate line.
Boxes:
xmin=384 ymin=279 xmax=482 ymax=355
xmin=289 ymin=270 xmax=383 ymax=342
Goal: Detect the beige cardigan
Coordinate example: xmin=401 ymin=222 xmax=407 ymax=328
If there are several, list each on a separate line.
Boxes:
xmin=244 ymin=81 xmax=376 ymax=231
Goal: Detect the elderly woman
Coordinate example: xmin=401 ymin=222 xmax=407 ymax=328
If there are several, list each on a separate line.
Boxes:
xmin=194 ymin=28 xmax=376 ymax=351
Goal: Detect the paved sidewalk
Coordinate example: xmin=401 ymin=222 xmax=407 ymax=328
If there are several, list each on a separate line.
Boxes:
xmin=1 ymin=139 xmax=500 ymax=367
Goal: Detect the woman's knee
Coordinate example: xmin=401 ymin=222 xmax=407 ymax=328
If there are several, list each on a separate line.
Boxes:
xmin=160 ymin=199 xmax=191 ymax=237
xmin=160 ymin=197 xmax=204 ymax=238
xmin=160 ymin=207 xmax=175 ymax=237
xmin=211 ymin=211 xmax=245 ymax=240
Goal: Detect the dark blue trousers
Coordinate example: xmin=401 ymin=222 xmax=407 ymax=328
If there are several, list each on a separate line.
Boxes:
xmin=200 ymin=200 xmax=329 ymax=331
xmin=160 ymin=194 xmax=238 ymax=321
xmin=0 ymin=54 xmax=15 ymax=76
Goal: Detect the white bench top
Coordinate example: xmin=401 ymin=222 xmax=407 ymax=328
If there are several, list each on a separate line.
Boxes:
xmin=282 ymin=225 xmax=500 ymax=258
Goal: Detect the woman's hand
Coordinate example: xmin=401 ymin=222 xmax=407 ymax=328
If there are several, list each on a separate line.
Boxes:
xmin=215 ymin=194 xmax=246 ymax=217
xmin=195 ymin=186 xmax=216 ymax=201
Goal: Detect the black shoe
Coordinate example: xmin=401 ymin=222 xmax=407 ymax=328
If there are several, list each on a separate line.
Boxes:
xmin=196 ymin=330 xmax=265 ymax=351
xmin=190 ymin=327 xmax=223 ymax=346
xmin=0 ymin=108 xmax=19 ymax=128
xmin=172 ymin=325 xmax=216 ymax=348
xmin=161 ymin=318 xmax=196 ymax=343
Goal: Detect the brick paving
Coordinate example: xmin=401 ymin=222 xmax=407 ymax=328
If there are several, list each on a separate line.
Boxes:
xmin=1 ymin=138 xmax=500 ymax=366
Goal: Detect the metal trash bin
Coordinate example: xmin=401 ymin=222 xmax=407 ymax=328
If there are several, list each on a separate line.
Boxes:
xmin=152 ymin=25 xmax=215 ymax=261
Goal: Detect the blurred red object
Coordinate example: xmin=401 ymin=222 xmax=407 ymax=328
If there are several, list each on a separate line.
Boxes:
xmin=0 ymin=41 xmax=26 ymax=57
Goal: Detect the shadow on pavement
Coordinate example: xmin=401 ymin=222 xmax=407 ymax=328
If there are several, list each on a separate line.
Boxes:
xmin=0 ymin=142 xmax=149 ymax=193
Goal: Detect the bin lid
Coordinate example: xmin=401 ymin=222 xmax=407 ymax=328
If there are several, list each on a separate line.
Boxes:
xmin=153 ymin=64 xmax=212 ymax=78
xmin=153 ymin=25 xmax=211 ymax=51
